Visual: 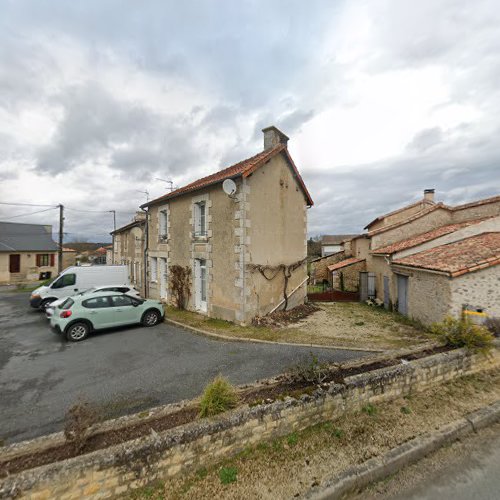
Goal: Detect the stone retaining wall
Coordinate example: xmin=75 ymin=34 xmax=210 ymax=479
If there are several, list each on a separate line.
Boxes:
xmin=1 ymin=346 xmax=498 ymax=499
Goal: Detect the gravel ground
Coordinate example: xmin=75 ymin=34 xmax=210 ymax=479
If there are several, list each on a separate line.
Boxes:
xmin=133 ymin=368 xmax=500 ymax=499
xmin=285 ymin=302 xmax=429 ymax=350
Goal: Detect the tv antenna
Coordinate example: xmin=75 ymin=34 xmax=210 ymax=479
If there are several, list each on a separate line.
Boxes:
xmin=136 ymin=189 xmax=149 ymax=202
xmin=155 ymin=178 xmax=175 ymax=192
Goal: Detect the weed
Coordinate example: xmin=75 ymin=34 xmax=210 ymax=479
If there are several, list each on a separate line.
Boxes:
xmin=272 ymin=438 xmax=284 ymax=452
xmin=287 ymin=432 xmax=299 ymax=446
xmin=401 ymin=406 xmax=412 ymax=415
xmin=361 ymin=403 xmax=377 ymax=416
xmin=219 ymin=466 xmax=238 ymax=485
xmin=331 ymin=427 xmax=345 ymax=438
xmin=286 ymin=352 xmax=333 ymax=385
xmin=430 ymin=315 xmax=494 ymax=354
xmin=195 ymin=467 xmax=208 ymax=480
xmin=256 ymin=441 xmax=270 ymax=452
xmin=64 ymin=399 xmax=98 ymax=452
xmin=199 ymin=375 xmax=238 ymax=417
xmin=138 ymin=411 xmax=149 ymax=419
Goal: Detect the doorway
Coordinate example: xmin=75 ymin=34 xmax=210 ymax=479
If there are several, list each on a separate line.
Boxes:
xmin=159 ymin=258 xmax=167 ymax=300
xmin=194 ymin=259 xmax=207 ymax=312
xmin=397 ymin=274 xmax=409 ymax=315
xmin=9 ymin=254 xmax=20 ymax=273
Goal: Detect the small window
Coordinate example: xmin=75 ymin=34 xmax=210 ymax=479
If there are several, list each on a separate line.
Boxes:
xmin=51 ymin=273 xmax=76 ymax=289
xmin=82 ymin=296 xmax=111 ymax=309
xmin=60 ymin=298 xmax=74 ymax=310
xmin=194 ymin=201 xmax=206 ymax=237
xmin=159 ymin=209 xmax=168 ymax=240
xmin=150 ymin=257 xmax=158 ymax=282
xmin=36 ymin=254 xmax=50 ymax=266
xmin=110 ymin=295 xmax=134 ymax=307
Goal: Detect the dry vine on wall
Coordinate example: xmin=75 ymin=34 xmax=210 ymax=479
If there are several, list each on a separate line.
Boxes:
xmin=247 ymin=258 xmax=307 ymax=310
xmin=170 ymin=265 xmax=191 ymax=310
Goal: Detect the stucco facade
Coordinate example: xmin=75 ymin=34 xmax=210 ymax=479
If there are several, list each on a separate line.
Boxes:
xmin=0 ymin=251 xmax=58 ymax=284
xmin=144 ymin=127 xmax=312 ymax=324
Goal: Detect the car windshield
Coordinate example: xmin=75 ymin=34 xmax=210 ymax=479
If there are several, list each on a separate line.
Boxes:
xmin=59 ymin=298 xmax=74 ymax=310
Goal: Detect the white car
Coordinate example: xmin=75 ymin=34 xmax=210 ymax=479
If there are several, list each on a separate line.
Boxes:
xmin=45 ymin=286 xmax=141 ymax=319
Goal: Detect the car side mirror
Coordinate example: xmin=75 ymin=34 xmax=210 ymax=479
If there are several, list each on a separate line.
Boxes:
xmin=132 ymin=302 xmax=139 ymax=307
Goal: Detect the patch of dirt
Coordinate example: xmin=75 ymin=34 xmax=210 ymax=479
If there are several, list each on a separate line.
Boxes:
xmin=252 ymin=303 xmax=320 ymax=328
xmin=0 ymin=345 xmax=450 ymax=478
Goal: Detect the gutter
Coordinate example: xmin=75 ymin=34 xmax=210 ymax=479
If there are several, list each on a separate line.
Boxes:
xmin=141 ymin=207 xmax=149 ymax=298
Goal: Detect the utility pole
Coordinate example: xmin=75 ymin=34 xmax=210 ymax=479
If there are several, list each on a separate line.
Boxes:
xmin=58 ymin=204 xmax=64 ymax=273
xmin=110 ymin=210 xmax=116 ymax=264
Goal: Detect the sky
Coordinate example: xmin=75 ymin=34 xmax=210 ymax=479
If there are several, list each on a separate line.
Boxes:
xmin=0 ymin=0 xmax=499 ymax=242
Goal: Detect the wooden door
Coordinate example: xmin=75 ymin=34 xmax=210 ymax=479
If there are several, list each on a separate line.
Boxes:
xmin=397 ymin=275 xmax=408 ymax=316
xmin=9 ymin=254 xmax=20 ymax=273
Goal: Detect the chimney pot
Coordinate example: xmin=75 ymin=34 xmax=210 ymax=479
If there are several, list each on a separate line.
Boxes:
xmin=424 ymin=189 xmax=435 ymax=202
xmin=262 ymin=125 xmax=289 ymax=150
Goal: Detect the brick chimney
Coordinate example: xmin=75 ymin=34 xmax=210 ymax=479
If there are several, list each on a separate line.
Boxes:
xmin=262 ymin=126 xmax=289 ymax=150
xmin=423 ymin=189 xmax=435 ymax=202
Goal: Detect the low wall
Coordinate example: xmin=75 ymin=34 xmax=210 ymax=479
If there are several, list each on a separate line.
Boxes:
xmin=1 ymin=346 xmax=498 ymax=499
xmin=308 ymin=290 xmax=360 ymax=302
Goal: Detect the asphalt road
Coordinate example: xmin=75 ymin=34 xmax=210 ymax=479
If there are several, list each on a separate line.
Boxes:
xmin=0 ymin=291 xmax=369 ymax=444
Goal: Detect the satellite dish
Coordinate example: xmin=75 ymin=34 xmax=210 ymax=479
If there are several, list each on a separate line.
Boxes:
xmin=222 ymin=179 xmax=237 ymax=196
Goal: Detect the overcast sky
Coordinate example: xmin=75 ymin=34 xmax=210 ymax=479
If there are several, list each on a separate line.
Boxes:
xmin=0 ymin=0 xmax=499 ymax=242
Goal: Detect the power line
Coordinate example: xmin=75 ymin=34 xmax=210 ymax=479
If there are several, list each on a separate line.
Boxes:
xmin=65 ymin=207 xmax=136 ymax=215
xmin=0 ymin=201 xmax=58 ymax=208
xmin=1 ymin=207 xmax=59 ymax=220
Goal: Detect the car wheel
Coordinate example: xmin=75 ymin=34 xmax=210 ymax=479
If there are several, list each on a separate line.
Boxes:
xmin=66 ymin=322 xmax=90 ymax=342
xmin=40 ymin=299 xmax=55 ymax=311
xmin=142 ymin=309 xmax=161 ymax=327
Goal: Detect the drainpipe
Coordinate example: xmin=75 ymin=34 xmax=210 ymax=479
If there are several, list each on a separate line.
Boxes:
xmin=141 ymin=207 xmax=149 ymax=298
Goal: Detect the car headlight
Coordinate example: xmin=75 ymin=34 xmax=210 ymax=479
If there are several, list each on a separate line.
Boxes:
xmin=31 ymin=293 xmax=41 ymax=299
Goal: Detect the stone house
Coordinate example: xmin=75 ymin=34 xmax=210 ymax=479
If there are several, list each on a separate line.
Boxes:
xmin=309 ymin=251 xmax=345 ymax=284
xmin=354 ymin=191 xmax=500 ymax=325
xmin=61 ymin=247 xmax=78 ymax=270
xmin=141 ymin=126 xmax=313 ymax=324
xmin=0 ymin=221 xmax=58 ymax=284
xmin=320 ymin=234 xmax=359 ymax=257
xmin=328 ymin=257 xmax=366 ymax=292
xmin=111 ymin=212 xmax=146 ymax=293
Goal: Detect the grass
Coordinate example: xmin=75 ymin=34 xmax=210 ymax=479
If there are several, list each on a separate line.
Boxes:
xmin=199 ymin=375 xmax=238 ymax=417
xmin=131 ymin=368 xmax=500 ymax=499
xmin=13 ymin=278 xmax=53 ymax=293
xmin=166 ymin=302 xmax=430 ymax=351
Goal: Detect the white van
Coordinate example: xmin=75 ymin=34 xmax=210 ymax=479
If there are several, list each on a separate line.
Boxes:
xmin=30 ymin=265 xmax=130 ymax=310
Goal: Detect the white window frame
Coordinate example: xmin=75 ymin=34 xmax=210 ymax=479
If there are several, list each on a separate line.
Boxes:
xmin=159 ymin=208 xmax=168 ymax=241
xmin=194 ymin=201 xmax=207 ymax=238
xmin=150 ymin=257 xmax=158 ymax=282
xmin=194 ymin=258 xmax=207 ymax=312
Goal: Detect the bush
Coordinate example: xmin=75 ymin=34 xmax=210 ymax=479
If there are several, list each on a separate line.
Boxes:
xmin=64 ymin=400 xmax=98 ymax=452
xmin=199 ymin=375 xmax=238 ymax=417
xmin=430 ymin=315 xmax=494 ymax=354
xmin=286 ymin=352 xmax=332 ymax=385
xmin=219 ymin=466 xmax=238 ymax=485
xmin=485 ymin=317 xmax=500 ymax=337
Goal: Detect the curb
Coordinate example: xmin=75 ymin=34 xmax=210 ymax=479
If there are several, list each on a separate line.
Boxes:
xmin=303 ymin=399 xmax=500 ymax=499
xmin=164 ymin=318 xmax=383 ymax=353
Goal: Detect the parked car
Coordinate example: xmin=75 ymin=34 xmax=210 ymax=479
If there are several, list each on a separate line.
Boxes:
xmin=50 ymin=291 xmax=164 ymax=341
xmin=45 ymin=285 xmax=141 ymax=319
xmin=30 ymin=265 xmax=130 ymax=310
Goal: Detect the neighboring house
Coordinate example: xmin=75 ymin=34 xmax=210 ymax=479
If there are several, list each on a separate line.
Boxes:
xmin=309 ymin=252 xmax=346 ymax=284
xmin=328 ymin=257 xmax=366 ymax=292
xmin=338 ymin=191 xmax=500 ymax=325
xmin=61 ymin=247 xmax=78 ymax=270
xmin=0 ymin=221 xmax=59 ymax=284
xmin=93 ymin=247 xmax=108 ymax=265
xmin=142 ymin=126 xmax=313 ymax=324
xmin=111 ymin=212 xmax=146 ymax=293
xmin=320 ymin=234 xmax=359 ymax=257
xmin=105 ymin=245 xmax=113 ymax=264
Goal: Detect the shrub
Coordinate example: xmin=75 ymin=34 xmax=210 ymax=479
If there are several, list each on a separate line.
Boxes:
xmin=430 ymin=315 xmax=494 ymax=354
xmin=64 ymin=400 xmax=98 ymax=452
xmin=219 ymin=466 xmax=238 ymax=485
xmin=199 ymin=375 xmax=238 ymax=417
xmin=485 ymin=317 xmax=500 ymax=337
xmin=169 ymin=265 xmax=191 ymax=309
xmin=286 ymin=352 xmax=332 ymax=385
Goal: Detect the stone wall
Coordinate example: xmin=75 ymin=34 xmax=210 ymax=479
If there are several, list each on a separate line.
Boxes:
xmin=310 ymin=252 xmax=345 ymax=283
xmin=450 ymin=265 xmax=500 ymax=319
xmin=2 ymin=346 xmax=498 ymax=500
xmin=331 ymin=260 xmax=366 ymax=292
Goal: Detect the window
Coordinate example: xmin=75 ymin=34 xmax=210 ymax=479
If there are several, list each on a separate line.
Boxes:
xmin=194 ymin=201 xmax=206 ymax=237
xmin=51 ymin=273 xmax=76 ymax=289
xmin=60 ymin=298 xmax=74 ymax=310
xmin=36 ymin=254 xmax=53 ymax=267
xmin=150 ymin=257 xmax=158 ymax=282
xmin=110 ymin=295 xmax=134 ymax=307
xmin=82 ymin=296 xmax=111 ymax=309
xmin=159 ymin=209 xmax=168 ymax=240
xmin=200 ymin=260 xmax=207 ymax=302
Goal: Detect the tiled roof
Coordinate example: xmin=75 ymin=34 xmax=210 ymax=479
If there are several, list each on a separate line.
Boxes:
xmin=322 ymin=234 xmax=360 ymax=245
xmin=364 ymin=199 xmax=435 ymax=230
xmin=110 ymin=219 xmax=145 ymax=235
xmin=392 ymin=232 xmax=500 ymax=277
xmin=451 ymin=194 xmax=500 ymax=211
xmin=142 ymin=144 xmax=313 ymax=207
xmin=327 ymin=257 xmax=365 ymax=272
xmin=371 ymin=219 xmax=487 ymax=255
